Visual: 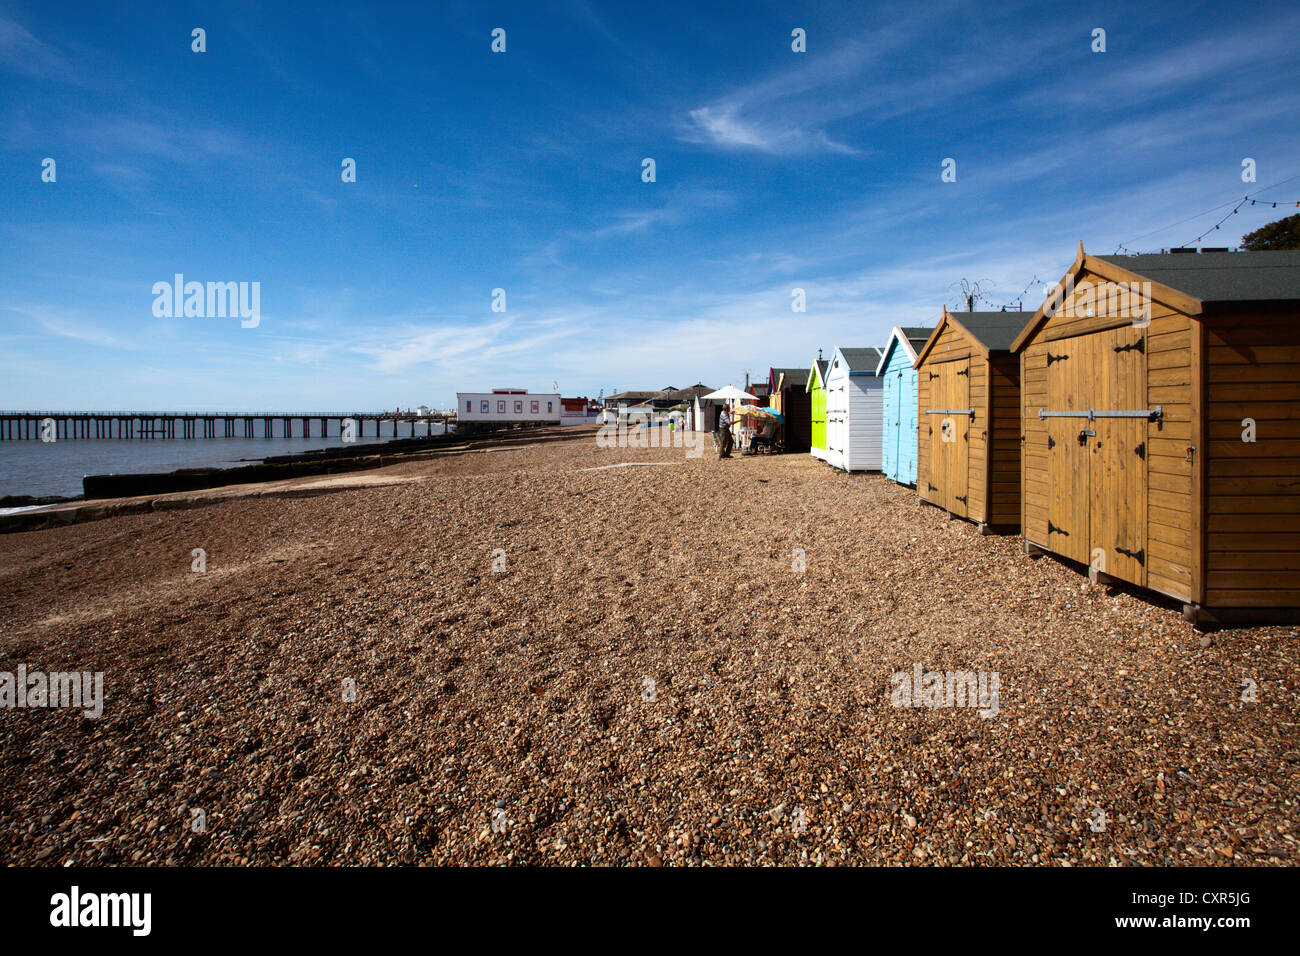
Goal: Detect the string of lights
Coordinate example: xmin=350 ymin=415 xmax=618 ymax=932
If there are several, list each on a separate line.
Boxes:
xmin=948 ymin=275 xmax=1054 ymax=312
xmin=984 ymin=274 xmax=1047 ymax=311
xmin=958 ymin=178 xmax=1300 ymax=314
xmin=1114 ymin=173 xmax=1300 ymax=254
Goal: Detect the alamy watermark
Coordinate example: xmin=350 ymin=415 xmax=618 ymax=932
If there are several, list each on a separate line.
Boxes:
xmin=1043 ymin=274 xmax=1151 ymax=326
xmin=50 ymin=886 xmax=150 ymax=936
xmin=889 ymin=663 xmax=999 ymax=718
xmin=152 ymin=274 xmax=260 ymax=328
xmin=1 ymin=665 xmax=104 ymax=719
xmin=596 ymin=406 xmax=707 ymax=458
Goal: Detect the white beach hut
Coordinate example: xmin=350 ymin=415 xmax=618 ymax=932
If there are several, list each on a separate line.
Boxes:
xmin=823 ymin=347 xmax=884 ymax=472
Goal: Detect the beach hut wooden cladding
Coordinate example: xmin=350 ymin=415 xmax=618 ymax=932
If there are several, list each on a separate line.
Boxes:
xmin=807 ymin=358 xmax=830 ymax=461
xmin=877 ymin=325 xmax=933 ymax=486
xmin=824 ymin=347 xmax=885 ymax=471
xmin=914 ymin=310 xmax=1024 ymax=529
xmin=1013 ymin=245 xmax=1300 ymax=622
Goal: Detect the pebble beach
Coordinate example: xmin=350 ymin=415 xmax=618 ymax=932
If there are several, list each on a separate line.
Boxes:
xmin=1 ymin=425 xmax=1296 ymax=866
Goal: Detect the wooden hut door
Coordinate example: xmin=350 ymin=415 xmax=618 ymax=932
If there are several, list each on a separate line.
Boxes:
xmin=1045 ymin=327 xmax=1148 ymax=580
xmin=929 ymin=360 xmax=969 ymax=516
xmin=1046 ymin=340 xmax=1091 ymax=563
xmin=948 ymin=359 xmax=970 ymax=516
xmin=883 ymin=369 xmax=899 ymax=478
xmin=1088 ymin=326 xmax=1147 ymax=585
xmin=925 ymin=366 xmax=947 ymax=506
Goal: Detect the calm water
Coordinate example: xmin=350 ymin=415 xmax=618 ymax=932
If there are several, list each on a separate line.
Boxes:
xmin=0 ymin=423 xmax=447 ymax=499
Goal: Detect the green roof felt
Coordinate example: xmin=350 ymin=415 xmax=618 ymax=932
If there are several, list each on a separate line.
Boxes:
xmin=899 ymin=326 xmax=934 ymax=351
xmin=837 ymin=347 xmax=885 ymax=370
xmin=948 ymin=312 xmax=1027 ymax=353
xmin=1097 ymin=250 xmax=1300 ymax=305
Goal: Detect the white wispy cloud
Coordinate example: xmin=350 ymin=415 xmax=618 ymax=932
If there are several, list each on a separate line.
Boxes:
xmin=684 ymin=105 xmax=858 ymax=155
xmin=0 ymin=13 xmax=75 ymax=82
xmin=10 ymin=307 xmax=144 ymax=351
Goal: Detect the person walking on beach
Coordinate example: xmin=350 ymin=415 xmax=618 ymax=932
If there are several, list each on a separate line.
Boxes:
xmin=717 ymin=404 xmax=734 ymax=458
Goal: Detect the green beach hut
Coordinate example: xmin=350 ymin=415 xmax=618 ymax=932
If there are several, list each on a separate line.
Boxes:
xmin=807 ymin=353 xmax=830 ymax=462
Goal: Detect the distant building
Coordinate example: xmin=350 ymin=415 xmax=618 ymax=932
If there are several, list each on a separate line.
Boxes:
xmin=456 ymin=388 xmax=562 ymax=424
xmin=560 ymin=396 xmax=600 ymax=424
xmin=604 ymin=384 xmax=714 ymax=419
xmin=603 ymin=390 xmax=668 ymax=410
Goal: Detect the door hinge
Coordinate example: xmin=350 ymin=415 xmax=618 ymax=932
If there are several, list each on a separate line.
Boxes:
xmin=929 ymin=372 xmax=939 ymax=380
xmin=1047 ymin=352 xmax=1069 ymax=365
xmin=955 ymin=495 xmax=967 ymax=504
xmin=1047 ymin=521 xmax=1069 ymax=536
xmin=927 ymin=482 xmax=938 ymax=492
xmin=1134 ymin=442 xmax=1145 ymax=459
xmin=1114 ymin=339 xmax=1145 ymax=354
xmin=1116 ymin=546 xmax=1145 ymax=565
xmin=1047 ymin=435 xmax=1056 ymax=449
xmin=957 ymin=367 xmax=969 ymax=376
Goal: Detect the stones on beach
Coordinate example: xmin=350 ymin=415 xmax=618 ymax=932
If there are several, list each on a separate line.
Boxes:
xmin=0 ymin=429 xmax=1295 ymax=866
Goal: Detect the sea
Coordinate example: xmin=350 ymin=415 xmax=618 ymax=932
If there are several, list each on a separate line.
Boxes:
xmin=0 ymin=422 xmax=447 ymax=502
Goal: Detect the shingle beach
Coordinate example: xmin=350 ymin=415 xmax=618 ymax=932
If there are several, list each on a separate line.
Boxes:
xmin=1 ymin=427 xmax=1296 ymax=865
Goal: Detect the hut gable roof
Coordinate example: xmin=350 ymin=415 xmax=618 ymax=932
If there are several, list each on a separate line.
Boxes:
xmin=916 ymin=309 xmax=1023 ymax=366
xmin=829 ymin=347 xmax=884 ymax=375
xmin=1011 ymin=244 xmax=1300 ymax=352
xmin=901 ymin=326 xmax=934 ymax=351
xmin=769 ymin=367 xmax=809 ymax=391
xmin=876 ymin=325 xmax=935 ymax=374
xmin=1096 ymin=250 xmax=1300 ymax=305
xmin=805 ymin=358 xmax=829 ymax=392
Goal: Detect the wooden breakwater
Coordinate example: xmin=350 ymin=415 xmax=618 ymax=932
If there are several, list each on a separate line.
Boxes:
xmin=0 ymin=423 xmax=591 ymax=534
xmin=78 ymin=422 xmax=562 ymax=498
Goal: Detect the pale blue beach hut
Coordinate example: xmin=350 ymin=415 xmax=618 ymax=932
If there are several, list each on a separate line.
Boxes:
xmin=876 ymin=325 xmax=933 ymax=486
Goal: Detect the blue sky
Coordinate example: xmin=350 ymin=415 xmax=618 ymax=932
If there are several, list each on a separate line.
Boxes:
xmin=2 ymin=0 xmax=1298 ymax=411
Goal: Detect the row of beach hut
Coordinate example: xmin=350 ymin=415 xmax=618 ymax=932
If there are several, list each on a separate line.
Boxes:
xmin=800 ymin=244 xmax=1300 ymax=626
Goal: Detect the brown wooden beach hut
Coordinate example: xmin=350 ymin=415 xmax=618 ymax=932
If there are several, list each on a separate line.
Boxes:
xmin=914 ymin=309 xmax=1024 ymax=532
xmin=1012 ymin=244 xmax=1300 ymax=625
xmin=768 ymin=367 xmax=811 ymax=451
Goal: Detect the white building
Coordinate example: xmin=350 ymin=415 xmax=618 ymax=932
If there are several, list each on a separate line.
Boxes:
xmin=823 ymin=347 xmax=884 ymax=472
xmin=692 ymin=394 xmax=724 ymax=433
xmin=456 ymin=388 xmax=563 ymax=424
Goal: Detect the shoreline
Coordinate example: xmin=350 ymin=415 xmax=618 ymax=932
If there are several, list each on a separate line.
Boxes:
xmin=0 ymin=424 xmax=599 ymax=533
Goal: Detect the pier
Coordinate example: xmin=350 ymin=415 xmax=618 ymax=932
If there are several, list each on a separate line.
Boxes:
xmin=0 ymin=411 xmax=457 ymax=441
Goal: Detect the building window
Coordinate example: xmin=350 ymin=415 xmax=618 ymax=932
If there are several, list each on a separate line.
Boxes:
xmin=514 ymin=401 xmax=523 ymax=413
xmin=480 ymin=400 xmax=488 ymax=413
xmin=531 ymin=400 xmax=539 ymax=414
xmin=497 ymin=400 xmax=505 ymax=413
xmin=547 ymin=401 xmax=553 ymax=412
xmin=465 ymin=400 xmax=471 ymax=412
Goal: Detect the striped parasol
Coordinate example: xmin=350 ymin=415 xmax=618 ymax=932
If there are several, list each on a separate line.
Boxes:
xmin=734 ymin=404 xmax=784 ymax=423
